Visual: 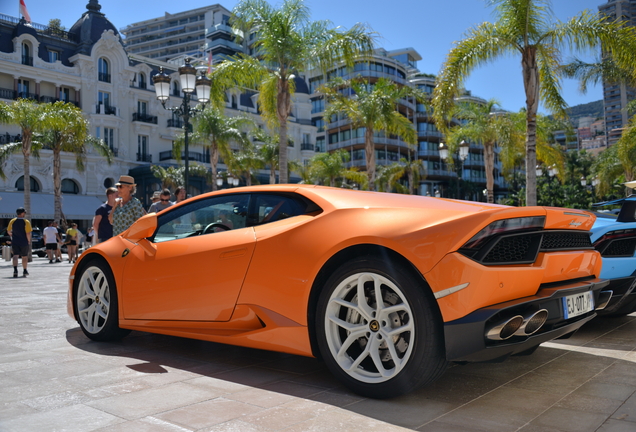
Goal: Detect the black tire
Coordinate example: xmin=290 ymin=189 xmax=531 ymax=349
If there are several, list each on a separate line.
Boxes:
xmin=74 ymin=258 xmax=130 ymax=341
xmin=315 ymin=256 xmax=447 ymax=398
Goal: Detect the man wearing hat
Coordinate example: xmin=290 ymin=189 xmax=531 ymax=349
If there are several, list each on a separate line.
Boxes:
xmin=148 ymin=189 xmax=174 ymax=214
xmin=7 ymin=207 xmax=31 ymax=278
xmin=108 ymin=175 xmax=145 ymax=236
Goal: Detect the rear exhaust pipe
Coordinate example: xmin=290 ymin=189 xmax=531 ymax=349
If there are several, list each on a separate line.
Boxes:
xmin=486 ymin=315 xmax=524 ymax=341
xmin=514 ymin=309 xmax=548 ymax=337
xmin=596 ymin=290 xmax=613 ymax=310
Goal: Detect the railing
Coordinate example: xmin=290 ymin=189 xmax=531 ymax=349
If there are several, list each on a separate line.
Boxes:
xmin=0 ymin=87 xmax=13 ymax=100
xmin=300 ymin=143 xmax=316 ymax=151
xmin=137 ymin=153 xmax=152 ymax=163
xmin=98 ymin=73 xmax=111 ymax=83
xmin=0 ymin=133 xmax=21 ymax=144
xmin=159 ymin=150 xmax=210 ymax=163
xmin=418 ymin=130 xmax=442 ymax=138
xmin=39 ymin=96 xmax=57 ymax=103
xmin=96 ymin=104 xmax=117 ymax=115
xmin=132 ymin=112 xmax=158 ymax=124
xmin=22 ymin=55 xmax=33 ymax=66
xmin=16 ymin=92 xmax=38 ymax=100
xmin=109 ymin=147 xmax=119 ymax=157
xmin=0 ymin=14 xmax=78 ymax=41
xmin=167 ymin=119 xmax=183 ymax=128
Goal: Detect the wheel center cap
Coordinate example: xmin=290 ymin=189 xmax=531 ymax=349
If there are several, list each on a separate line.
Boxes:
xmin=369 ymin=320 xmax=380 ymax=332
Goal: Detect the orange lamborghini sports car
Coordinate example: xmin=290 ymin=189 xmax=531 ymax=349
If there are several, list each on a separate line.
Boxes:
xmin=68 ymin=185 xmax=609 ymax=398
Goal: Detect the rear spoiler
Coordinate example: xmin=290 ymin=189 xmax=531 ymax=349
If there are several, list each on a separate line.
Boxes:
xmin=592 ymin=195 xmax=636 ymax=223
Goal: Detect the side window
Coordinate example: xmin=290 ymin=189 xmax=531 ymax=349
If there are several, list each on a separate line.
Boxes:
xmin=153 ymin=194 xmax=250 ymax=243
xmin=249 ymin=194 xmax=312 ymax=226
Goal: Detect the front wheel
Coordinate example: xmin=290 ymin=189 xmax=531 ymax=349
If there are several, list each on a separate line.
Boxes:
xmin=315 ymin=257 xmax=447 ymax=398
xmin=74 ymin=259 xmax=130 ymax=341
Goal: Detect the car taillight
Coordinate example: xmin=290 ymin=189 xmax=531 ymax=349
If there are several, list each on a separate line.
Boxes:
xmin=593 ymin=229 xmax=636 ymax=257
xmin=462 ymin=217 xmax=546 ymax=250
xmin=458 ymin=216 xmax=546 ymax=265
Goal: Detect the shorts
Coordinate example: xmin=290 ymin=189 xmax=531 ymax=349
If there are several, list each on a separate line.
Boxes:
xmin=69 ymin=240 xmax=77 ymax=246
xmin=46 ymin=243 xmax=58 ymax=250
xmin=12 ymin=244 xmax=29 ymax=257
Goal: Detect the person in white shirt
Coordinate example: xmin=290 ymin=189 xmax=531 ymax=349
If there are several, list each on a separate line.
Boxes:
xmin=42 ymin=220 xmax=61 ymax=263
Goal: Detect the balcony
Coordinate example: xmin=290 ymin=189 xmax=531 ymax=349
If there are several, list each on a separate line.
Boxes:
xmin=16 ymin=91 xmax=38 ymax=100
xmin=132 ymin=112 xmax=158 ymax=124
xmin=159 ymin=150 xmax=209 ymax=163
xmin=96 ymin=104 xmax=117 ymax=115
xmin=98 ymin=72 xmax=111 ymax=83
xmin=39 ymin=96 xmax=57 ymax=103
xmin=22 ymin=55 xmax=33 ymax=66
xmin=300 ymin=143 xmax=316 ymax=151
xmin=167 ymin=118 xmax=184 ymax=128
xmin=137 ymin=153 xmax=152 ymax=163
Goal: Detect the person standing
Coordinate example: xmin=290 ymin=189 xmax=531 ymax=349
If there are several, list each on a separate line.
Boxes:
xmin=43 ymin=220 xmax=61 ymax=263
xmin=109 ymin=175 xmax=145 ymax=236
xmin=174 ymin=186 xmax=187 ymax=203
xmin=148 ymin=189 xmax=173 ymax=213
xmin=65 ymin=222 xmax=79 ymax=263
xmin=7 ymin=207 xmax=31 ymax=278
xmin=93 ymin=187 xmax=117 ymax=244
xmin=53 ymin=221 xmax=63 ymax=261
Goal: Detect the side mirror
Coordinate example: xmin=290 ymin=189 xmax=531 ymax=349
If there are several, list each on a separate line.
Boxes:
xmin=126 ymin=213 xmax=158 ymax=241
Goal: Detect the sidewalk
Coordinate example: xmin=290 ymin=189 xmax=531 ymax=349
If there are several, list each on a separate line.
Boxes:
xmin=0 ymin=255 xmax=635 ymax=431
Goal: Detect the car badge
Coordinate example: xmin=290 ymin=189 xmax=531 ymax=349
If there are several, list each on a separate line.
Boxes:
xmin=122 ymin=248 xmax=130 ymax=257
xmin=569 ymin=220 xmax=582 ymax=227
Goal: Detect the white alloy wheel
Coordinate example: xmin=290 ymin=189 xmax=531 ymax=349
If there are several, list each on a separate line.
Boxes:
xmin=324 ymin=272 xmax=415 ymax=383
xmin=77 ymin=265 xmax=112 ymax=334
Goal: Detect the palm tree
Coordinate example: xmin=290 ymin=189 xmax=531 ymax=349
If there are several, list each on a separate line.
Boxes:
xmin=39 ymin=102 xmax=113 ymax=222
xmin=211 ymin=0 xmax=375 ymax=184
xmin=310 ymin=149 xmax=351 ymax=187
xmin=375 ymin=162 xmax=406 ymax=193
xmin=433 ymin=0 xmax=636 ymax=206
xmin=151 ymin=163 xmax=210 ymax=192
xmin=289 ymin=159 xmax=313 ymax=184
xmin=401 ymin=157 xmax=426 ymax=195
xmin=445 ymin=99 xmax=511 ymax=203
xmin=227 ymin=143 xmax=262 ymax=186
xmin=252 ymin=129 xmax=280 ymax=184
xmin=174 ymin=106 xmax=252 ymax=191
xmin=0 ymin=99 xmax=47 ymax=218
xmin=319 ymin=78 xmax=420 ymax=191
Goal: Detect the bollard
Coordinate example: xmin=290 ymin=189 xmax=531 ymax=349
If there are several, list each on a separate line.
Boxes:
xmin=3 ymin=245 xmax=11 ymax=261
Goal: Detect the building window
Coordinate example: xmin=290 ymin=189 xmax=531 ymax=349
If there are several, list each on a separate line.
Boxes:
xmin=15 ymin=176 xmax=40 ymax=192
xmin=21 ymin=42 xmax=33 ymax=66
xmin=138 ymin=72 xmax=146 ymax=89
xmin=98 ymin=58 xmax=110 ymax=82
xmin=17 ymin=79 xmax=30 ymax=99
xmin=48 ymin=50 xmax=60 ymax=63
xmin=137 ymin=101 xmax=147 ymax=115
xmin=138 ymin=135 xmax=150 ymax=162
xmin=61 ymin=179 xmax=79 ymax=194
xmin=60 ymin=87 xmax=70 ymax=102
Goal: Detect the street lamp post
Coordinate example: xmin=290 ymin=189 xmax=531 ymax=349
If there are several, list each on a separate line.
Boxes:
xmin=152 ymin=58 xmax=211 ymax=197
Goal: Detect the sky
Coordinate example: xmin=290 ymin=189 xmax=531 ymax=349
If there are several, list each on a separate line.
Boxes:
xmin=1 ymin=0 xmax=609 ymax=113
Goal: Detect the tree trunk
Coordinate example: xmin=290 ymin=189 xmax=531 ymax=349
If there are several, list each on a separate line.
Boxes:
xmin=211 ymin=144 xmax=219 ymax=191
xmin=53 ymin=148 xmax=62 ymax=222
xmin=365 ymin=127 xmax=376 ymax=191
xmin=484 ymin=142 xmax=495 ymax=203
xmin=21 ymin=136 xmax=31 ymax=219
xmin=277 ymin=77 xmax=291 ymax=184
xmin=522 ymin=47 xmax=539 ymax=207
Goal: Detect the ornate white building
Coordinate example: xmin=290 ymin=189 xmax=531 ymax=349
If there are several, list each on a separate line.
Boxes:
xmin=0 ymin=1 xmax=316 ymax=230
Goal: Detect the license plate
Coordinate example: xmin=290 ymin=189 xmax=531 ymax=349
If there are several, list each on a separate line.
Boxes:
xmin=562 ymin=292 xmax=594 ymax=319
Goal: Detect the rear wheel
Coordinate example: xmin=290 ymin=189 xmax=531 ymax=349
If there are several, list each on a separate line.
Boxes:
xmin=316 ymin=257 xmax=446 ymax=398
xmin=74 ymin=259 xmax=130 ymax=341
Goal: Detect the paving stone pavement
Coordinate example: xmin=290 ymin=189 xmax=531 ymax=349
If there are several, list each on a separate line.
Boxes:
xmin=1 ymin=253 xmax=636 ymax=432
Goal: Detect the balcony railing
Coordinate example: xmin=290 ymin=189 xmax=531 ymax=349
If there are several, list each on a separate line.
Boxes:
xmin=300 ymin=143 xmax=316 ymax=151
xmin=137 ymin=153 xmax=152 ymax=163
xmin=159 ymin=150 xmax=209 ymax=163
xmin=16 ymin=91 xmax=38 ymax=100
xmin=96 ymin=104 xmax=117 ymax=115
xmin=167 ymin=118 xmax=183 ymax=128
xmin=98 ymin=72 xmax=111 ymax=83
xmin=132 ymin=112 xmax=158 ymax=124
xmin=39 ymin=96 xmax=57 ymax=103
xmin=22 ymin=55 xmax=33 ymax=66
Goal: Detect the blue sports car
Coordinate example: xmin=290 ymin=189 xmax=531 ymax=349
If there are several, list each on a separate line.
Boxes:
xmin=590 ymin=195 xmax=636 ymax=316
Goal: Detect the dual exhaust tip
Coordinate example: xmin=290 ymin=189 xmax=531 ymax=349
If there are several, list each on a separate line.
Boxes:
xmin=486 ymin=309 xmax=549 ymax=341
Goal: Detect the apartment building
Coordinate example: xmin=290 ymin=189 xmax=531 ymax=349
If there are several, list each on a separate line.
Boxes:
xmin=120 ymin=4 xmax=240 ymax=65
xmin=598 ymin=0 xmax=636 ymax=145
